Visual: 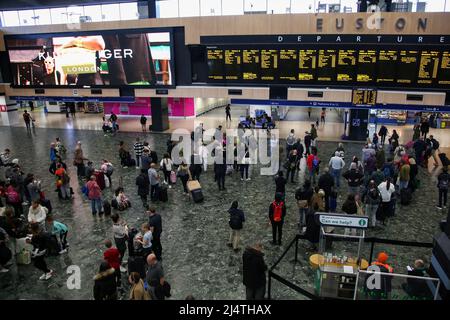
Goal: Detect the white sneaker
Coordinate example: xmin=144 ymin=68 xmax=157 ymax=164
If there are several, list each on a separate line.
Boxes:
xmin=120 ymin=266 xmax=127 ymax=273
xmin=22 ymin=201 xmax=29 ymax=206
xmin=136 ymin=167 xmax=140 ymax=169
xmin=246 ymin=178 xmax=251 ymax=181
xmin=241 ymin=178 xmax=244 ymax=181
xmin=58 ymin=249 xmax=67 ymax=254
xmin=44 ymin=270 xmax=53 ymax=280
xmin=123 ymin=166 xmax=128 ymax=169
xmin=0 ymin=267 xmax=9 ymax=273
xmin=39 ymin=273 xmax=47 ymax=280
xmin=168 ymin=185 xmax=172 ymax=189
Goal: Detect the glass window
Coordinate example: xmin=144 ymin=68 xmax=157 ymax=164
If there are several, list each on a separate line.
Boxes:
xmin=66 ymin=6 xmax=84 ymax=24
xmin=222 ymin=0 xmax=244 ymax=15
xmin=179 ymin=0 xmax=200 ymax=17
xmin=244 ymin=0 xmax=267 ymax=13
xmin=291 ymin=0 xmax=315 ymax=13
xmin=120 ymin=2 xmax=139 ymax=20
xmin=340 ymin=0 xmax=357 ymax=13
xmin=156 ymin=0 xmax=179 ymax=18
xmin=19 ymin=10 xmax=36 ymax=26
xmin=2 ymin=10 xmax=20 ymax=26
xmin=200 ymin=0 xmax=221 ymax=16
xmin=50 ymin=7 xmax=68 ymax=24
xmin=267 ymin=0 xmax=291 ymax=14
xmin=83 ymin=5 xmax=102 ymax=22
xmin=33 ymin=9 xmax=52 ymax=25
xmin=424 ymin=0 xmax=446 ymax=12
xmin=101 ymin=4 xmax=121 ymax=21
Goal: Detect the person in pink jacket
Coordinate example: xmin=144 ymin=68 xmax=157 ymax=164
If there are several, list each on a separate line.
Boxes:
xmin=86 ymin=175 xmax=104 ymax=216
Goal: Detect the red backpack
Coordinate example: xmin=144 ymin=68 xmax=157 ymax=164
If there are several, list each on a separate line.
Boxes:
xmin=272 ymin=201 xmax=284 ymax=222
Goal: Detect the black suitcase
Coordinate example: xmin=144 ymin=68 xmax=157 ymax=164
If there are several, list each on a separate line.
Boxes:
xmin=159 ymin=185 xmax=168 ymax=202
xmin=111 ymin=198 xmax=118 ymax=209
xmin=103 ymin=200 xmax=111 ymax=216
xmin=128 ymin=255 xmax=146 ymax=279
xmin=400 ymin=188 xmax=412 ymax=206
xmin=438 ymin=153 xmax=450 ymax=167
xmin=191 ymin=189 xmax=204 ymax=203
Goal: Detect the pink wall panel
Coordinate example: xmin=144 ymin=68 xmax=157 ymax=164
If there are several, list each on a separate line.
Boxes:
xmin=104 ymin=97 xmax=195 ymax=117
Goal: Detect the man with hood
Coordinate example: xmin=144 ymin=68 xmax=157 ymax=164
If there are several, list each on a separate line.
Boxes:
xmin=242 ymin=243 xmax=267 ymax=300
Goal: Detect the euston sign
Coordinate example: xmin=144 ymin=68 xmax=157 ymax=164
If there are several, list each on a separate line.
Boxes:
xmin=316 ymin=212 xmax=369 ymax=229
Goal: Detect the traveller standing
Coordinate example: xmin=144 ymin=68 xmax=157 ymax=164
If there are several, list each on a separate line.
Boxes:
xmin=274 ymin=171 xmax=287 ymax=199
xmin=140 ymin=115 xmax=147 ymax=132
xmin=437 ymin=166 xmax=449 ymax=210
xmin=420 ymin=120 xmax=429 ymax=139
xmin=310 ymin=124 xmax=318 ymax=147
xmin=427 ymin=135 xmax=440 ymax=167
xmin=398 ymin=160 xmax=410 ymax=190
xmin=304 ymin=132 xmax=312 ymax=155
xmin=160 ymin=153 xmax=174 ymax=187
xmin=378 ymin=125 xmax=388 ymax=145
xmin=148 ymin=163 xmax=160 ymax=201
xmin=268 ymin=193 xmax=286 ymax=246
xmin=148 ymin=208 xmax=163 ymax=261
xmin=295 ymin=180 xmax=314 ymax=231
xmin=177 ymin=161 xmax=191 ymax=195
xmin=343 ymin=162 xmax=364 ymax=196
xmin=329 ymin=151 xmax=345 ymax=188
xmin=136 ymin=169 xmax=150 ymax=209
xmin=227 ymin=201 xmax=245 ymax=252
xmin=86 ymin=175 xmax=104 ymax=216
xmin=286 ymin=129 xmax=296 ymax=155
xmin=286 ymin=149 xmax=300 ymax=183
xmin=365 ymin=180 xmax=381 ymax=228
xmin=308 ymin=107 xmax=312 ymax=119
xmin=73 ymin=141 xmax=88 ymax=178
xmin=377 ymin=178 xmax=396 ymax=225
xmin=93 ymin=260 xmax=118 ymax=300
xmin=145 ymin=254 xmax=165 ymax=299
xmin=306 ymin=147 xmax=320 ymax=185
xmin=100 ymin=159 xmax=114 ymax=188
xmin=225 ymin=104 xmax=231 ymax=122
xmin=242 ymin=243 xmax=267 ymax=300
xmin=55 ymin=163 xmax=71 ymax=200
xmin=133 ymin=137 xmax=144 ymax=169
xmin=110 ymin=112 xmax=118 ymax=133
xmin=320 ymin=108 xmax=326 ymax=125
xmin=23 ymin=110 xmax=32 ymax=132
xmin=111 ymin=213 xmax=128 ymax=273
xmin=318 ymin=168 xmax=334 ymax=212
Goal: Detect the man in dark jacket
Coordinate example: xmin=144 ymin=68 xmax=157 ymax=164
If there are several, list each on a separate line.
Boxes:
xmin=295 ymin=180 xmax=314 ymax=230
xmin=227 ymin=201 xmax=245 ymax=252
xmin=413 ymin=137 xmax=427 ymax=166
xmin=136 ymin=169 xmax=150 ymax=209
xmin=293 ymin=138 xmax=304 ymax=157
xmin=420 ymin=121 xmax=429 ymax=139
xmin=148 ymin=207 xmax=163 ymax=261
xmin=242 ymin=243 xmax=267 ymax=300
xmin=343 ymin=163 xmax=364 ymax=195
xmin=274 ymin=171 xmax=287 ymax=197
xmin=214 ymin=149 xmax=227 ymax=191
xmin=378 ymin=125 xmax=388 ymax=145
xmin=93 ymin=261 xmax=117 ymax=300
xmin=402 ymin=259 xmax=432 ymax=299
xmin=437 ymin=166 xmax=449 ymax=210
xmin=268 ymin=193 xmax=286 ymax=245
xmin=318 ymin=168 xmax=334 ymax=212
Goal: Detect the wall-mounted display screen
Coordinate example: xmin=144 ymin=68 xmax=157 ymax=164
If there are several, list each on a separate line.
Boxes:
xmin=6 ymin=29 xmax=175 ymax=88
xmin=206 ymin=44 xmax=450 ymax=88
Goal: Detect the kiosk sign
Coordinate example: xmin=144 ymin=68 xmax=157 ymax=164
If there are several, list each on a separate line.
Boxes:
xmin=318 ymin=213 xmax=369 ymax=229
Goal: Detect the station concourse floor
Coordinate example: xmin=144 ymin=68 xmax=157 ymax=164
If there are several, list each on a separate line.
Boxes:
xmin=0 ymin=106 xmax=448 ymax=300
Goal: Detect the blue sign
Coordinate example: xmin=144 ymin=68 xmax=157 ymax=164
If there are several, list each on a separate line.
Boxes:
xmin=230 ymin=99 xmax=450 ymax=112
xmin=10 ymin=96 xmax=135 ymax=103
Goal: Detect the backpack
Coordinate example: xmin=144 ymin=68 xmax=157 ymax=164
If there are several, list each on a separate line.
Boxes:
xmin=229 ymin=211 xmax=243 ymax=229
xmin=432 ymin=140 xmax=440 ymax=150
xmin=312 ymin=156 xmax=319 ymax=168
xmin=383 ymin=165 xmax=391 ymax=178
xmin=7 ymin=189 xmax=20 ymax=203
xmin=439 ymin=176 xmax=449 ymax=190
xmin=106 ymin=164 xmax=114 ymax=176
xmin=272 ymin=201 xmax=284 ymax=222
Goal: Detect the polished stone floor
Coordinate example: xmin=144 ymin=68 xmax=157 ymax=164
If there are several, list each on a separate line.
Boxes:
xmin=0 ymin=125 xmax=446 ymax=300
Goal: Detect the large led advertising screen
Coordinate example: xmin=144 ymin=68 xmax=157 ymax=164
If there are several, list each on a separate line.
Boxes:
xmin=5 ymin=29 xmax=175 ymax=88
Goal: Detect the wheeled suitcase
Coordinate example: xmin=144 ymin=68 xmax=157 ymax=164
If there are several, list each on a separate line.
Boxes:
xmin=191 ymin=189 xmax=204 ymax=203
xmin=438 ymin=153 xmax=450 ymax=167
xmin=159 ymin=185 xmax=168 ymax=202
xmin=103 ymin=200 xmax=111 ymax=215
xmin=40 ymin=198 xmax=52 ymax=214
xmin=400 ymin=188 xmax=412 ymax=206
xmin=94 ymin=171 xmax=106 ymax=190
xmin=187 ymin=180 xmax=201 ymax=192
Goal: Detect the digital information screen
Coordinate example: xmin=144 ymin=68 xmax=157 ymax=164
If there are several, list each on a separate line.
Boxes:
xmin=376 ymin=50 xmax=398 ymax=83
xmin=357 ymin=50 xmax=377 ymax=83
xmin=224 ymin=49 xmax=241 ymax=80
xmin=260 ymin=49 xmax=278 ymax=81
xmin=418 ymin=50 xmax=440 ymax=84
xmin=397 ymin=50 xmax=419 ymax=84
xmin=299 ymin=49 xmax=317 ymax=81
xmin=207 ymin=48 xmax=225 ymax=81
xmin=205 ymin=45 xmax=449 ymax=87
xmin=242 ymin=49 xmax=259 ymax=81
xmin=438 ymin=51 xmax=450 ymax=85
xmin=317 ymin=49 xmax=337 ymax=82
xmin=278 ymin=49 xmax=297 ymax=81
xmin=6 ymin=30 xmax=176 ymax=87
xmin=352 ymin=89 xmax=377 ymax=106
xmin=337 ymin=49 xmax=357 ymax=82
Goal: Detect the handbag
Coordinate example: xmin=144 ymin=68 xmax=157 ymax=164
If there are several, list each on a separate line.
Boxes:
xmin=16 ymin=248 xmax=31 ymax=265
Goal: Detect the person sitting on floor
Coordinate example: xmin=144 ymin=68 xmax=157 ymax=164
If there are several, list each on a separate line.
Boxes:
xmin=115 ymin=187 xmax=131 ymax=211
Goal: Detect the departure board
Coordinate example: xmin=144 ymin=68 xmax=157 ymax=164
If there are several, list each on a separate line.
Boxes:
xmin=224 ymin=49 xmax=241 ymax=80
xmin=352 ymin=89 xmax=377 ymax=106
xmin=205 ymin=45 xmax=449 ymax=87
xmin=376 ymin=50 xmax=398 ymax=83
xmin=397 ymin=50 xmax=419 ymax=84
xmin=260 ymin=49 xmax=278 ymax=81
xmin=299 ymin=49 xmax=317 ymax=81
xmin=337 ymin=49 xmax=357 ymax=82
xmin=278 ymin=49 xmax=297 ymax=81
xmin=242 ymin=49 xmax=259 ymax=81
xmin=317 ymin=49 xmax=337 ymax=82
xmin=418 ymin=50 xmax=440 ymax=84
xmin=207 ymin=48 xmax=225 ymax=80
xmin=357 ymin=50 xmax=377 ymax=83
xmin=438 ymin=51 xmax=450 ymax=85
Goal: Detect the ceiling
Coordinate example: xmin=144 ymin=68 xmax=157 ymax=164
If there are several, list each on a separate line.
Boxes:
xmin=0 ymin=0 xmax=142 ymax=11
